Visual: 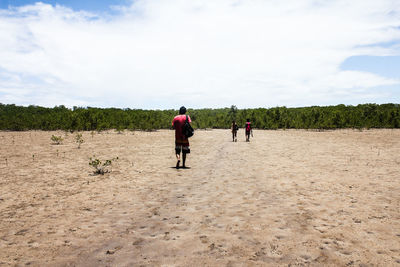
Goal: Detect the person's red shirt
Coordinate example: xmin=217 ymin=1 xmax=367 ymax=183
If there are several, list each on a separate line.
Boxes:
xmin=172 ymin=115 xmax=192 ymax=140
xmin=245 ymin=122 xmax=251 ymax=132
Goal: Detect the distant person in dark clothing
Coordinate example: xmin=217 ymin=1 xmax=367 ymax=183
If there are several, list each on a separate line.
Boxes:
xmin=231 ymin=120 xmax=238 ymax=142
xmin=245 ymin=119 xmax=252 ymax=142
xmin=172 ymin=106 xmax=192 ymax=168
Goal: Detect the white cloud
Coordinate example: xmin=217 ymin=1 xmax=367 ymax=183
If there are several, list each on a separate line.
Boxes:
xmin=0 ymin=0 xmax=399 ymax=108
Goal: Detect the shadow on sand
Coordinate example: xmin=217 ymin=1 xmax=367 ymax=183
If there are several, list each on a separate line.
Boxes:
xmin=169 ymin=166 xmax=191 ymax=169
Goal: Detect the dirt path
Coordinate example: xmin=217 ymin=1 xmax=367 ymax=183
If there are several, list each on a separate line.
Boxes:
xmin=0 ymin=129 xmax=399 ymax=266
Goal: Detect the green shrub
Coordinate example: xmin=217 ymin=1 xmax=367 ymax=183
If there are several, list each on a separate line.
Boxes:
xmin=89 ymin=156 xmax=118 ymax=175
xmin=51 ymin=135 xmax=63 ymax=145
xmin=75 ymin=133 xmax=84 ymax=148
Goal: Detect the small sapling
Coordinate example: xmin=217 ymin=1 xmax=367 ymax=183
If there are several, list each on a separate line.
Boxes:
xmin=75 ymin=133 xmax=84 ymax=149
xmin=51 ymin=135 xmax=63 ymax=145
xmin=116 ymin=126 xmax=124 ymax=134
xmin=89 ymin=156 xmax=118 ymax=175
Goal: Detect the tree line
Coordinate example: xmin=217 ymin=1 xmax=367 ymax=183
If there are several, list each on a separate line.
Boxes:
xmin=0 ymin=103 xmax=399 ymax=131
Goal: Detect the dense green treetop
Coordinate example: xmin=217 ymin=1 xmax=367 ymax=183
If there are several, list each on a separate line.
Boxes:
xmin=0 ymin=103 xmax=399 ymax=131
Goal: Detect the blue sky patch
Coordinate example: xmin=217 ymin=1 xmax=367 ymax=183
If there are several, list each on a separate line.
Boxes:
xmin=340 ymin=55 xmax=400 ymax=79
xmin=0 ymin=0 xmax=130 ymax=13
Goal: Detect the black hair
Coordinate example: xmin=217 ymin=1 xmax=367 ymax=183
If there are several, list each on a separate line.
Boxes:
xmin=179 ymin=106 xmax=187 ymax=114
xmin=246 ymin=118 xmax=250 ymax=122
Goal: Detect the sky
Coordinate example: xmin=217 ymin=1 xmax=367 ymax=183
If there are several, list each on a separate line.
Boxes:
xmin=0 ymin=0 xmax=399 ymax=109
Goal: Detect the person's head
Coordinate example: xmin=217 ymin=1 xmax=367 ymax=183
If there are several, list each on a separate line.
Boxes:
xmin=179 ymin=106 xmax=187 ymax=115
xmin=232 ymin=120 xmax=236 ymax=124
xmin=246 ymin=118 xmax=250 ymax=122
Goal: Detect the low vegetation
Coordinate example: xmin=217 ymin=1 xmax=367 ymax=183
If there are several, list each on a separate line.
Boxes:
xmin=75 ymin=133 xmax=84 ymax=149
xmin=51 ymin=135 xmax=63 ymax=145
xmin=89 ymin=156 xmax=118 ymax=175
xmin=1 ymin=103 xmax=399 ymax=130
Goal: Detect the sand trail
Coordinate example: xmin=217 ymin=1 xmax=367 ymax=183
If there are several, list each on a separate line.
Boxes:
xmin=0 ymin=129 xmax=399 ymax=266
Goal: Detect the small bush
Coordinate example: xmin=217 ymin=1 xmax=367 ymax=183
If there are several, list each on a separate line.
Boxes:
xmin=51 ymin=135 xmax=63 ymax=145
xmin=89 ymin=156 xmax=118 ymax=175
xmin=75 ymin=133 xmax=84 ymax=148
xmin=116 ymin=126 xmax=124 ymax=134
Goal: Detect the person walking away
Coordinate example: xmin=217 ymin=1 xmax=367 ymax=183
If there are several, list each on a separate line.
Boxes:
xmin=231 ymin=120 xmax=238 ymax=142
xmin=245 ymin=119 xmax=252 ymax=142
xmin=172 ymin=106 xmax=192 ymax=168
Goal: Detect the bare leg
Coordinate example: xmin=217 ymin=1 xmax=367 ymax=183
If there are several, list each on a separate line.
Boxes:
xmin=176 ymin=153 xmax=180 ymax=168
xmin=182 ymin=152 xmax=187 ymax=167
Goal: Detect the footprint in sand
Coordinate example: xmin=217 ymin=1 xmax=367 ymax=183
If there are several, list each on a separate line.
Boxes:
xmin=300 ymin=254 xmax=311 ymax=262
xmin=200 ymin=235 xmax=209 ymax=244
xmin=15 ymin=229 xmax=28 ymax=236
xmin=132 ymin=238 xmax=144 ymax=246
xmin=322 ymin=239 xmax=331 ymax=245
xmin=163 ymin=232 xmax=170 ymax=240
xmin=106 ymin=246 xmax=122 ymax=255
xmin=339 ymin=250 xmax=352 ymax=255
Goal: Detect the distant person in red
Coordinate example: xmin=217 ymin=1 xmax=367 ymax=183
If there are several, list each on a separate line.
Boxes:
xmin=245 ymin=118 xmax=252 ymax=142
xmin=172 ymin=106 xmax=192 ymax=168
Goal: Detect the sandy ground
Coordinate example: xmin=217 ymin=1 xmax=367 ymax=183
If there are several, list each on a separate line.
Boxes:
xmin=0 ymin=129 xmax=399 ymax=266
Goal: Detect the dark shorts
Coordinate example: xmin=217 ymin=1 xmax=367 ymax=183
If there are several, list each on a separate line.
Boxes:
xmin=175 ymin=140 xmax=190 ymax=154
